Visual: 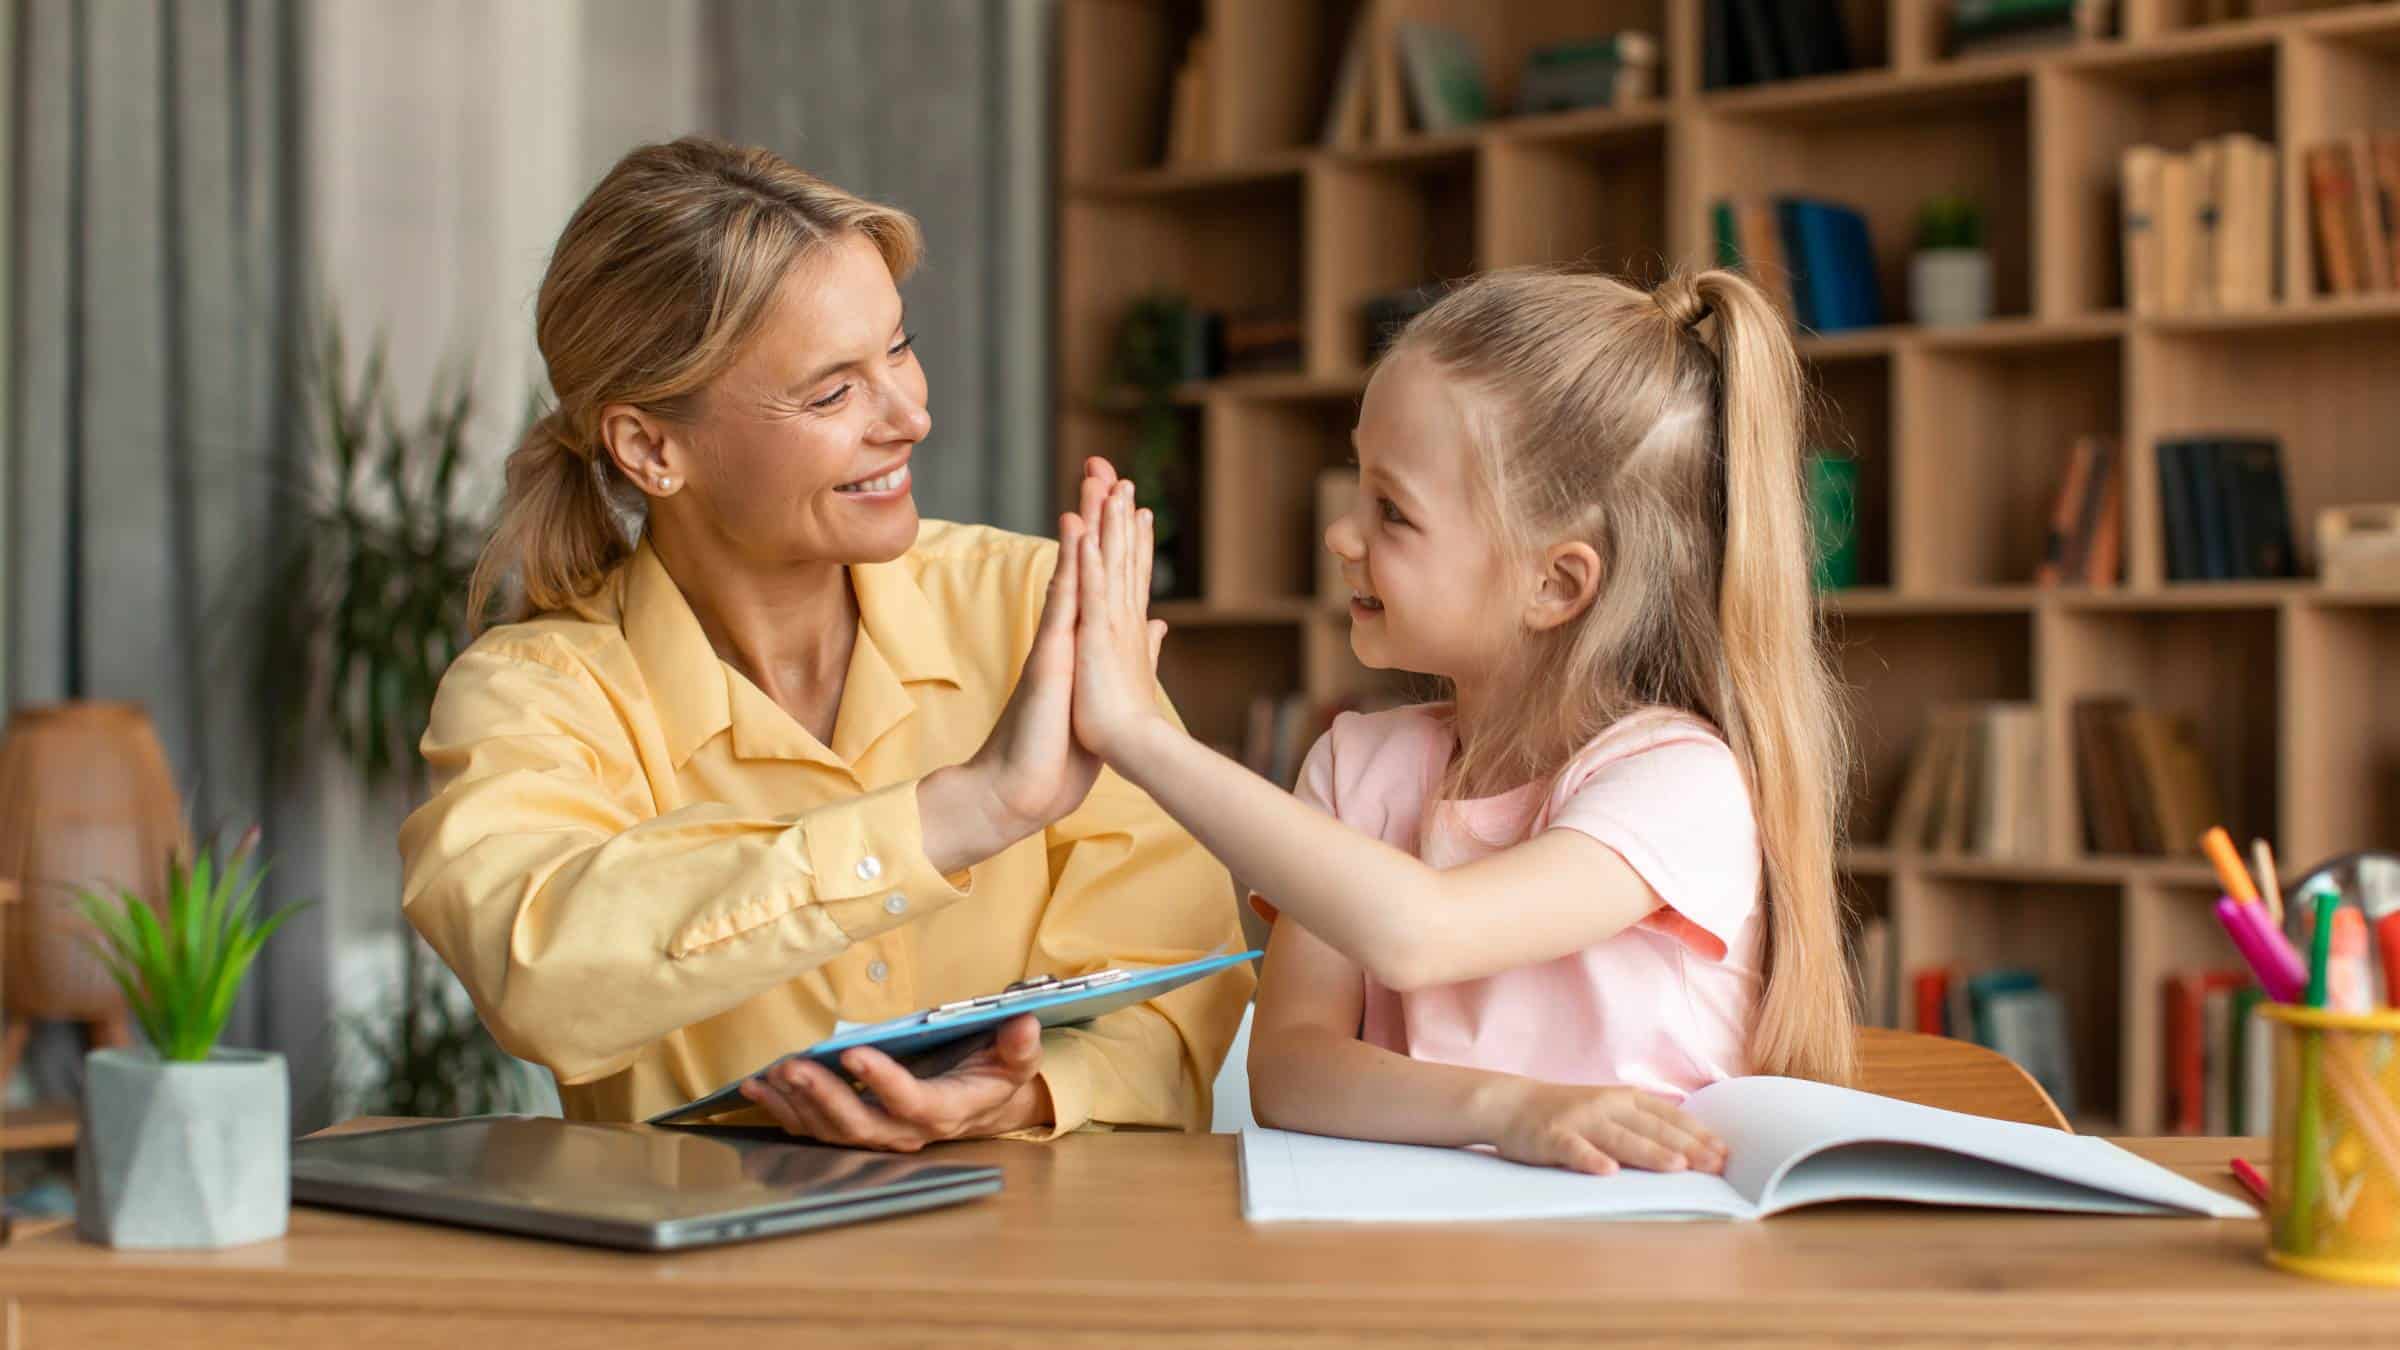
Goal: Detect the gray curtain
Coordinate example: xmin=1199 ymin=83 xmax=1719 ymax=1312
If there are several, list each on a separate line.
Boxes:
xmin=711 ymin=0 xmax=1051 ymax=536
xmin=8 ymin=0 xmax=319 ymax=1106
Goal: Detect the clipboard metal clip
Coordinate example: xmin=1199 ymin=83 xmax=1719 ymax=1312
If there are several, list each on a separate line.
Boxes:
xmin=923 ymin=969 xmax=1134 ymax=1023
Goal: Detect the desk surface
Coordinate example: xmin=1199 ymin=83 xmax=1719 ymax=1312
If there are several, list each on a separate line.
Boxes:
xmin=1 ymin=1128 xmax=2384 ymax=1347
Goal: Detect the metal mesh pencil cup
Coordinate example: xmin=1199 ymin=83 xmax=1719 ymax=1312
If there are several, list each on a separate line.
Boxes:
xmin=2263 ymin=1004 xmax=2400 ymax=1285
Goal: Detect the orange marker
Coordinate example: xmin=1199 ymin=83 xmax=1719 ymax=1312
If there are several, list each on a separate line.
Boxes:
xmin=2203 ymin=826 xmax=2260 ymax=907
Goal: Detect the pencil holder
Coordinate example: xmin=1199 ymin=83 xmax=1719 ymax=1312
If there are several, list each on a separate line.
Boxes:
xmin=2262 ymin=1004 xmax=2400 ymax=1285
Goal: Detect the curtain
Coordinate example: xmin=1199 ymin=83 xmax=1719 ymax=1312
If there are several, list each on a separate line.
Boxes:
xmin=710 ymin=0 xmax=1052 ymax=536
xmin=7 ymin=0 xmax=321 ymax=1108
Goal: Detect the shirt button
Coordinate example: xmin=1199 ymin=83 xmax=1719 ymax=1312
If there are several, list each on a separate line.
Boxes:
xmin=856 ymin=856 xmax=883 ymax=882
xmin=883 ymin=893 xmax=907 ymax=916
xmin=867 ymin=960 xmax=890 ymax=983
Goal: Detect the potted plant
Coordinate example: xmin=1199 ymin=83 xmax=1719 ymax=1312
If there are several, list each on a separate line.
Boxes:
xmin=261 ymin=324 xmax=532 ymax=1118
xmin=74 ymin=829 xmax=311 ymax=1248
xmin=1910 ymin=195 xmax=1993 ymax=328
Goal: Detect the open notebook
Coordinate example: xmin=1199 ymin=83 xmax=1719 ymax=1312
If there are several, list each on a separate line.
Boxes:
xmin=1241 ymin=1076 xmax=2254 ymax=1223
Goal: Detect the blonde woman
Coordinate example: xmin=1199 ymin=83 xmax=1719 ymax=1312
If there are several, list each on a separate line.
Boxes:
xmin=399 ymin=138 xmax=1249 ymax=1147
xmin=1054 ymin=268 xmax=1853 ymax=1176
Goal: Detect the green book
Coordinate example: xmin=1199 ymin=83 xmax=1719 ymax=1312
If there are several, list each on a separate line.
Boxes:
xmin=1952 ymin=0 xmax=2078 ymax=38
xmin=1395 ymin=23 xmax=1488 ymax=132
xmin=2228 ymin=985 xmax=2262 ymax=1135
xmin=1713 ymin=199 xmax=1741 ymax=269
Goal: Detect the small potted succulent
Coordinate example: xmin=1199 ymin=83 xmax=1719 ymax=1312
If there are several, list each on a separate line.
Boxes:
xmin=1910 ymin=195 xmax=1993 ymax=328
xmin=75 ymin=828 xmax=311 ymax=1248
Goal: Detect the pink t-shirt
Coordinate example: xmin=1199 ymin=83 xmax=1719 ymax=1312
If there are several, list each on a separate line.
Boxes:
xmin=1277 ymin=703 xmax=1762 ymax=1101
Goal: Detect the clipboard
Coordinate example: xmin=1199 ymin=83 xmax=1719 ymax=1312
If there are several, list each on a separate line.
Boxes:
xmin=647 ymin=950 xmax=1261 ymax=1125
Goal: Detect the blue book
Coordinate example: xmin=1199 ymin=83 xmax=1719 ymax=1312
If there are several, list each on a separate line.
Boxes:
xmin=648 ymin=951 xmax=1263 ymax=1125
xmin=1778 ymin=199 xmax=1881 ymax=332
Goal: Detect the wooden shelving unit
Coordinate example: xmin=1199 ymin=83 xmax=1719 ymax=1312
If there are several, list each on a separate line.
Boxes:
xmin=1058 ymin=0 xmax=2400 ymax=1134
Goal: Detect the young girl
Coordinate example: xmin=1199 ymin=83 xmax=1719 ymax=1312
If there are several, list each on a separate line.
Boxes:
xmin=1054 ymin=266 xmax=1853 ymax=1177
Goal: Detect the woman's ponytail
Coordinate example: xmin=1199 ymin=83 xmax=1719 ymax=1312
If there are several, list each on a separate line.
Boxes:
xmin=1680 ymin=268 xmax=1856 ymax=1085
xmin=466 ymin=412 xmax=629 ymax=630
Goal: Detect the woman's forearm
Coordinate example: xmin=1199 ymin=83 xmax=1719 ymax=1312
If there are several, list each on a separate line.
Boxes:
xmin=1249 ymin=1023 xmax=1527 ymax=1147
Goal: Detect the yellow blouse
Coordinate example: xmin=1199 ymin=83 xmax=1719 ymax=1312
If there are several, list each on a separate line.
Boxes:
xmin=398 ymin=521 xmax=1251 ymax=1134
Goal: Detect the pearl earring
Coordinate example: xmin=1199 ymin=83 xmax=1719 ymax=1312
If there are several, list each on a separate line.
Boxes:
xmin=658 ymin=476 xmax=675 ymax=492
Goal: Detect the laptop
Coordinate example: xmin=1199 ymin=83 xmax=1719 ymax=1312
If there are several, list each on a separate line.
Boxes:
xmin=290 ymin=1116 xmax=1001 ymax=1251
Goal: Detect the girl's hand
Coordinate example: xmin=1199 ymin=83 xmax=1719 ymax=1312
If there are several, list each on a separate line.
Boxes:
xmin=1070 ymin=467 xmax=1170 ymax=763
xmin=1491 ymin=1081 xmax=1729 ymax=1176
xmin=736 ymin=1014 xmax=1051 ymax=1150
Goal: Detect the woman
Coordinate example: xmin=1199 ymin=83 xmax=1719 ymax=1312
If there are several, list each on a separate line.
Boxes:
xmin=399 ymin=137 xmax=1250 ymax=1148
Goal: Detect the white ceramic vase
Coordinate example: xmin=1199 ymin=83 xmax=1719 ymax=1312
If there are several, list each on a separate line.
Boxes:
xmin=75 ymin=1047 xmax=289 ymax=1249
xmin=1910 ymin=248 xmax=1994 ymax=328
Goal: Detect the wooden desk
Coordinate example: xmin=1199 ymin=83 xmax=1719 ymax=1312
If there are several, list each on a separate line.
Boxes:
xmin=0 ymin=1129 xmax=2382 ymax=1347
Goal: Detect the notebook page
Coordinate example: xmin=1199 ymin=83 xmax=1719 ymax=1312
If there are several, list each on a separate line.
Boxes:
xmin=1683 ymin=1077 xmax=2253 ymax=1219
xmin=1239 ymin=1128 xmax=1751 ymax=1223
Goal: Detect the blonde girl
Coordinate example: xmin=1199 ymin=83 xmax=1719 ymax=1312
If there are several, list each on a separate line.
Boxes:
xmin=1049 ymin=266 xmax=1852 ymax=1175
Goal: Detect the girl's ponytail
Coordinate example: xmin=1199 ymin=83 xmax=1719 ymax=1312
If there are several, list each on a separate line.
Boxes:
xmin=466 ymin=412 xmax=630 ymax=630
xmin=1674 ymin=268 xmax=1856 ymax=1085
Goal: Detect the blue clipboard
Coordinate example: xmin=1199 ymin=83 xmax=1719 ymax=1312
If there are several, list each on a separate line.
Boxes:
xmin=647 ymin=950 xmax=1261 ymax=1125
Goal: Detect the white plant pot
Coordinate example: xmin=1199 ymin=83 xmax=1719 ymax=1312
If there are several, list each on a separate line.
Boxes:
xmin=76 ymin=1047 xmax=289 ymax=1249
xmin=1910 ymin=248 xmax=1994 ymax=328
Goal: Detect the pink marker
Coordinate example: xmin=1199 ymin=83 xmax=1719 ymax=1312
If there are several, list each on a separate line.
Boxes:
xmin=2216 ymin=897 xmax=2303 ymax=1002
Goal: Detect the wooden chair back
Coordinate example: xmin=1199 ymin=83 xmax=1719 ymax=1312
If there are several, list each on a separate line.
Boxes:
xmin=1856 ymin=1027 xmax=2071 ymax=1131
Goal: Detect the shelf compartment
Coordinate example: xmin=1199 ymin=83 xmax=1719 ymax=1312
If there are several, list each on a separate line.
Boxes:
xmin=2282 ymin=16 xmax=2400 ymax=298
xmin=1372 ymin=0 xmax=1676 ymax=141
xmin=1893 ymin=874 xmax=2126 ymax=1123
xmin=1061 ymin=407 xmax=1208 ymax=601
xmin=2032 ymin=39 xmax=2278 ymax=315
xmin=1158 ymin=621 xmax=1304 ymax=757
xmin=1828 ymin=610 xmax=2034 ymax=847
xmin=1060 ymin=179 xmax=1308 ymax=402
xmin=2039 ymin=604 xmax=2282 ymax=857
xmin=1892 ymin=331 xmax=2123 ymax=591
xmin=1305 ymin=152 xmax=1480 ymax=375
xmin=2281 ymin=602 xmax=2400 ymax=864
xmin=2127 ymin=316 xmax=2400 ymax=587
xmin=1808 ymin=351 xmax=1896 ymax=590
xmin=1201 ymin=396 xmax=1355 ymax=606
xmin=1689 ymin=83 xmax=2032 ymax=322
xmin=1479 ymin=121 xmax=1669 ymax=273
xmin=1059 ymin=0 xmax=1203 ymax=181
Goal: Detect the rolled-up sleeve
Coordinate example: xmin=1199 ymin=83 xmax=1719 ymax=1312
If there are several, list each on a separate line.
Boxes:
xmin=1013 ymin=750 xmax=1254 ymax=1139
xmin=398 ymin=640 xmax=971 ymax=1086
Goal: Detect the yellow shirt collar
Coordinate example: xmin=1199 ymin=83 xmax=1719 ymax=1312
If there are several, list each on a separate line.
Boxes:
xmin=605 ymin=537 xmax=960 ymax=771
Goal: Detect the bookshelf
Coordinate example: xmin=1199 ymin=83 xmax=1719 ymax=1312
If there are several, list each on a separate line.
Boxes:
xmin=1057 ymin=0 xmax=2400 ymax=1135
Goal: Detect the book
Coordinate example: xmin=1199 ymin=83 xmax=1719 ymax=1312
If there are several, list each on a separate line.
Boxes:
xmin=1778 ymin=198 xmax=1881 ymax=332
xmin=1167 ymin=37 xmax=1213 ymax=165
xmin=2214 ymin=134 xmax=2278 ymax=309
xmin=2164 ymin=971 xmax=2248 ymax=1134
xmin=2155 ymin=439 xmax=2199 ymax=581
xmin=1767 ymin=0 xmax=1853 ymax=79
xmin=1729 ymin=0 xmax=1788 ymax=84
xmin=2375 ymin=133 xmax=2400 ymax=287
xmin=2187 ymin=137 xmax=2224 ymax=311
xmin=1320 ymin=7 xmax=1375 ymax=148
xmin=2352 ymin=132 xmax=2393 ymax=292
xmin=2307 ymin=141 xmax=2366 ymax=295
xmin=1395 ymin=23 xmax=1487 ymax=133
xmin=2219 ymin=436 xmax=2296 ymax=579
xmin=2121 ymin=145 xmax=2166 ymax=315
xmin=2082 ymin=450 xmax=2124 ymax=587
xmin=1238 ymin=1076 xmax=2254 ymax=1223
xmin=2072 ymin=697 xmax=2138 ymax=855
xmin=2158 ymin=150 xmax=2197 ymax=314
xmin=1981 ymin=983 xmax=2077 ymax=1117
xmin=1515 ymin=32 xmax=1660 ymax=114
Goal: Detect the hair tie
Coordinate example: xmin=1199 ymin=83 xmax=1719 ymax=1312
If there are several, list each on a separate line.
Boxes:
xmin=1658 ymin=282 xmax=1713 ymax=331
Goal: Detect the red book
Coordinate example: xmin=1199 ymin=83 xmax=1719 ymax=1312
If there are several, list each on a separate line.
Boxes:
xmin=1914 ymin=968 xmax=1951 ymax=1038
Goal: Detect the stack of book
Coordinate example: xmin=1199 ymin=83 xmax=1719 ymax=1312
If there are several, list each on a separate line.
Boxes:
xmin=1712 ymin=196 xmax=1881 ymax=332
xmin=1947 ymin=0 xmax=2113 ymax=59
xmin=1884 ymin=702 xmax=2043 ymax=858
xmin=2070 ymin=698 xmax=2223 ymax=858
xmin=1514 ymin=32 xmax=1660 ymax=116
xmin=2034 ymin=434 xmax=2122 ymax=588
xmin=2120 ymin=135 xmax=2280 ymax=315
xmin=1909 ymin=966 xmax=2078 ymax=1116
xmin=1703 ymin=0 xmax=1855 ymax=89
xmin=2162 ymin=970 xmax=2270 ymax=1136
xmin=2153 ymin=435 xmax=2297 ymax=583
xmin=2302 ymin=132 xmax=2400 ymax=296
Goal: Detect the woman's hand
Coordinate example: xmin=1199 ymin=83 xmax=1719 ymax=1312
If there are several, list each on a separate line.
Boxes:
xmin=1069 ymin=467 xmax=1170 ymax=764
xmin=927 ymin=495 xmax=1106 ymax=867
xmin=1489 ymin=1080 xmax=1729 ymax=1176
xmin=736 ymin=1014 xmax=1052 ymax=1151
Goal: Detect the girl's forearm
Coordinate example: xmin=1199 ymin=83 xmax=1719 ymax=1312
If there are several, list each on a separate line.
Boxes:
xmin=1112 ymin=720 xmax=1453 ymax=988
xmin=1249 ymin=1023 xmax=1527 ymax=1146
